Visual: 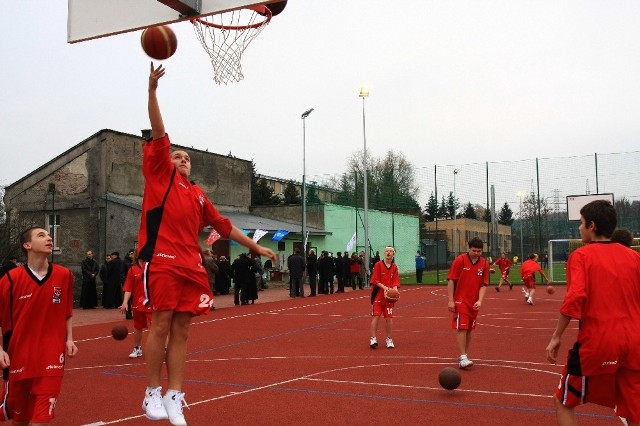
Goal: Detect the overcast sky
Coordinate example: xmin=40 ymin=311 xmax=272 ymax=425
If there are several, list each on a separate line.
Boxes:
xmin=2 ymin=1 xmax=640 ymax=206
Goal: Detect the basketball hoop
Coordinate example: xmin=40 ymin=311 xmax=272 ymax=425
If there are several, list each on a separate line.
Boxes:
xmin=191 ymin=5 xmax=271 ymax=84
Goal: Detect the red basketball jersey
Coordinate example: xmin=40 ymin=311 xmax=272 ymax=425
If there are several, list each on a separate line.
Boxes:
xmin=520 ymin=259 xmax=542 ymax=280
xmin=137 ymin=134 xmax=232 ymax=268
xmin=493 ymin=257 xmax=512 ymax=273
xmin=0 ymin=264 xmax=74 ymax=381
xmin=447 ymin=253 xmax=489 ymax=308
xmin=122 ymin=264 xmax=151 ymax=312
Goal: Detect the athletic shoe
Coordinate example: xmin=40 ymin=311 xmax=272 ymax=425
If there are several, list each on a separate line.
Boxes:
xmin=522 ymin=288 xmax=529 ymax=300
xmin=142 ymin=387 xmax=168 ymax=420
xmin=129 ymin=346 xmax=143 ymax=358
xmin=495 ymin=287 xmax=500 ymax=292
xmin=527 ymin=297 xmax=534 ymax=305
xmin=369 ymin=336 xmax=378 ymax=349
xmin=458 ymin=355 xmax=473 ymax=369
xmin=619 ymin=416 xmax=629 ymax=426
xmin=163 ymin=390 xmax=188 ymax=426
xmin=386 ymin=337 xmax=395 ymax=349
xmin=509 ymin=284 xmax=513 ymax=290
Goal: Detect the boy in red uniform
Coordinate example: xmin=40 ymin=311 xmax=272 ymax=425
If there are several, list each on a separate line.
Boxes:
xmin=545 ymin=200 xmax=640 ymax=426
xmin=119 ymin=255 xmax=151 ymax=358
xmin=141 ymin=63 xmax=277 ymax=426
xmin=520 ymin=253 xmax=550 ymax=305
xmin=369 ymin=247 xmax=400 ymax=349
xmin=0 ymin=227 xmax=78 ymax=424
xmin=492 ymin=251 xmax=513 ymax=291
xmin=447 ymin=237 xmax=489 ymax=369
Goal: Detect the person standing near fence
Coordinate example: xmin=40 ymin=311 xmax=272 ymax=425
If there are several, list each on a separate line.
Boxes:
xmin=545 ymin=200 xmax=640 ymax=426
xmin=447 ymin=237 xmax=489 ymax=369
xmin=415 ymin=251 xmax=426 ymax=283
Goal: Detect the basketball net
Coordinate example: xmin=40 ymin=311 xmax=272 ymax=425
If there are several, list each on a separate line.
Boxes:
xmin=191 ymin=6 xmax=271 ymax=84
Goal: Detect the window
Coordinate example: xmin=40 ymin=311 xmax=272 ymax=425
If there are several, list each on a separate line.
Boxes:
xmin=47 ymin=214 xmax=61 ymax=251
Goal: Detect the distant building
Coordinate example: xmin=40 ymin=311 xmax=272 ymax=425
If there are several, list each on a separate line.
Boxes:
xmin=423 ymin=217 xmax=512 ymax=259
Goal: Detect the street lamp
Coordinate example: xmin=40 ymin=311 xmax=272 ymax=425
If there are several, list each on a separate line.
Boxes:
xmin=359 ymin=87 xmax=370 ymax=275
xmin=453 ymin=169 xmax=459 ymax=256
xmin=301 ymin=108 xmax=314 ymax=252
xmin=517 ymin=191 xmax=525 ymax=262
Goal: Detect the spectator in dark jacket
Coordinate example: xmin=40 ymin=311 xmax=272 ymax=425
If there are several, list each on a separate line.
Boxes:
xmin=334 ymin=252 xmax=345 ymax=293
xmin=0 ymin=256 xmax=18 ymax=279
xmin=288 ymin=248 xmax=306 ymax=298
xmin=80 ymin=250 xmax=99 ymax=309
xmin=318 ymin=251 xmax=336 ymax=294
xmin=306 ymin=249 xmax=318 ymax=296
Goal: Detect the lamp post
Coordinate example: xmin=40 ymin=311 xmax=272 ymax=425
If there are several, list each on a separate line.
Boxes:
xmin=359 ymin=87 xmax=370 ymax=275
xmin=453 ymin=169 xmax=459 ymax=256
xmin=517 ymin=191 xmax=525 ymax=261
xmin=301 ymin=108 xmax=314 ymax=253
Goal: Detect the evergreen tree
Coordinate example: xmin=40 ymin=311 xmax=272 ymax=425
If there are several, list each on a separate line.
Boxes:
xmin=437 ymin=196 xmax=449 ymax=219
xmin=282 ymin=180 xmax=301 ymax=205
xmin=498 ymin=202 xmax=514 ymax=225
xmin=306 ymin=182 xmax=322 ymax=204
xmin=463 ymin=202 xmax=477 ymax=219
xmin=446 ymin=191 xmax=459 ymax=219
xmin=424 ymin=192 xmax=438 ymax=221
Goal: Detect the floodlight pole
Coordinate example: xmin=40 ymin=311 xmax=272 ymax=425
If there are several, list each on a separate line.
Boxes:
xmin=359 ymin=88 xmax=370 ymax=276
xmin=517 ymin=191 xmax=525 ymax=261
xmin=301 ymin=108 xmax=314 ymax=253
xmin=453 ymin=169 xmax=459 ymax=257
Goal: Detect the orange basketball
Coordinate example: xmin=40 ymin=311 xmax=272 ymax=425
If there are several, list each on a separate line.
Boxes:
xmin=546 ymin=285 xmax=556 ymax=295
xmin=111 ymin=324 xmax=129 ymax=341
xmin=141 ymin=25 xmax=178 ymax=60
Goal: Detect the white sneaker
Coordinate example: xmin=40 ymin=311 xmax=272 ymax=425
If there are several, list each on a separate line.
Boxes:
xmin=522 ymin=288 xmax=530 ymax=300
xmin=129 ymin=346 xmax=143 ymax=358
xmin=163 ymin=390 xmax=188 ymax=426
xmin=459 ymin=355 xmax=474 ymax=369
xmin=142 ymin=387 xmax=168 ymax=420
xmin=385 ymin=337 xmax=395 ymax=349
xmin=369 ymin=336 xmax=378 ymax=349
xmin=527 ymin=297 xmax=533 ymax=305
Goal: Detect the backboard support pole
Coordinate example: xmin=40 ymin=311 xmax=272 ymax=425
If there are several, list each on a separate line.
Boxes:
xmin=157 ymin=0 xmax=201 ymax=16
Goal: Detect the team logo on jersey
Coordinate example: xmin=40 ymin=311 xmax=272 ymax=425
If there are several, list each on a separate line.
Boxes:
xmin=52 ymin=287 xmax=62 ymax=303
xmin=199 ymin=194 xmax=205 ymax=206
xmin=476 ymin=269 xmax=484 ymax=276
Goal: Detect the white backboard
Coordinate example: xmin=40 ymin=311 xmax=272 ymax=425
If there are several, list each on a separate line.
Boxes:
xmin=566 ymin=193 xmax=615 ymax=221
xmin=67 ymin=0 xmax=266 ymax=43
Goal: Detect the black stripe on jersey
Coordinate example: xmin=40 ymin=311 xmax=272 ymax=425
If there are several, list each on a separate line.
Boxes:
xmin=139 ymin=167 xmax=177 ymax=262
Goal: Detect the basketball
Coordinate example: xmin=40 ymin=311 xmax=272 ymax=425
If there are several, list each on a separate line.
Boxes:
xmin=141 ymin=25 xmax=177 ymax=60
xmin=385 ymin=287 xmax=400 ymax=303
xmin=438 ymin=367 xmax=462 ymax=390
xmin=546 ymin=285 xmax=555 ymax=295
xmin=256 ymin=0 xmax=288 ymax=17
xmin=111 ymin=324 xmax=129 ymax=341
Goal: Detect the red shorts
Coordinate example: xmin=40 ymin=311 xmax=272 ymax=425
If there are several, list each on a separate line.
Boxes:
xmin=523 ymin=276 xmax=536 ymax=289
xmin=555 ymin=344 xmax=640 ymax=423
xmin=371 ymin=299 xmax=394 ymax=318
xmin=142 ymin=261 xmax=213 ymax=315
xmin=451 ymin=304 xmax=477 ymax=330
xmin=501 ymin=269 xmax=510 ymax=279
xmin=133 ymin=310 xmax=152 ymax=330
xmin=6 ymin=377 xmax=62 ymax=423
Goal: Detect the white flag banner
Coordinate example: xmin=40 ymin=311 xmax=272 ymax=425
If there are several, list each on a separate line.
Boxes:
xmin=346 ymin=232 xmax=357 ymax=252
xmin=252 ymin=229 xmax=268 ymax=243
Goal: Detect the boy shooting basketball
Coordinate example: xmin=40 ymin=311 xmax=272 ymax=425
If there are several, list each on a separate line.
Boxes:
xmin=369 ymin=246 xmax=400 ymax=349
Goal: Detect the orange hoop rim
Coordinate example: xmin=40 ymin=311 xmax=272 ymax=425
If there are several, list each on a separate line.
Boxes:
xmin=191 ymin=5 xmax=271 ymax=30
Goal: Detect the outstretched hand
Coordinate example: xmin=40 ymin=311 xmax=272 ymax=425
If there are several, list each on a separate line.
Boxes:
xmin=149 ymin=62 xmax=165 ymax=91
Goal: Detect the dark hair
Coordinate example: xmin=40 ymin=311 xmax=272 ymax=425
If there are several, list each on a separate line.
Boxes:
xmin=579 ymin=200 xmax=616 ymax=238
xmin=528 ymin=253 xmax=538 ymax=260
xmin=468 ymin=237 xmax=483 ymax=249
xmin=611 ymin=228 xmax=633 ymax=247
xmin=110 ymin=251 xmax=120 ymax=257
xmin=20 ymin=226 xmax=43 ymax=256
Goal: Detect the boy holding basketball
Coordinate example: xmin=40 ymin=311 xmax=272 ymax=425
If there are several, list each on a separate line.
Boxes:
xmin=0 ymin=227 xmax=78 ymax=424
xmin=369 ymin=246 xmax=400 ymax=349
xmin=492 ymin=251 xmax=513 ymax=291
xmin=447 ymin=237 xmax=489 ymax=369
xmin=545 ymin=200 xmax=640 ymax=426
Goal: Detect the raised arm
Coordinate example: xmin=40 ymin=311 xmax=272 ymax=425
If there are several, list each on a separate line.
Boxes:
xmin=148 ymin=62 xmax=166 ymax=140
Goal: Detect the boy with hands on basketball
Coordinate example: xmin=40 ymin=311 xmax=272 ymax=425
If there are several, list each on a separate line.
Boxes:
xmin=447 ymin=237 xmax=489 ymax=369
xmin=545 ymin=200 xmax=640 ymax=426
xmin=369 ymin=246 xmax=399 ymax=349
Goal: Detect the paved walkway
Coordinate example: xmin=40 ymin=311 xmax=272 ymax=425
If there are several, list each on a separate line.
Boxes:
xmin=73 ymin=282 xmax=292 ymax=327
